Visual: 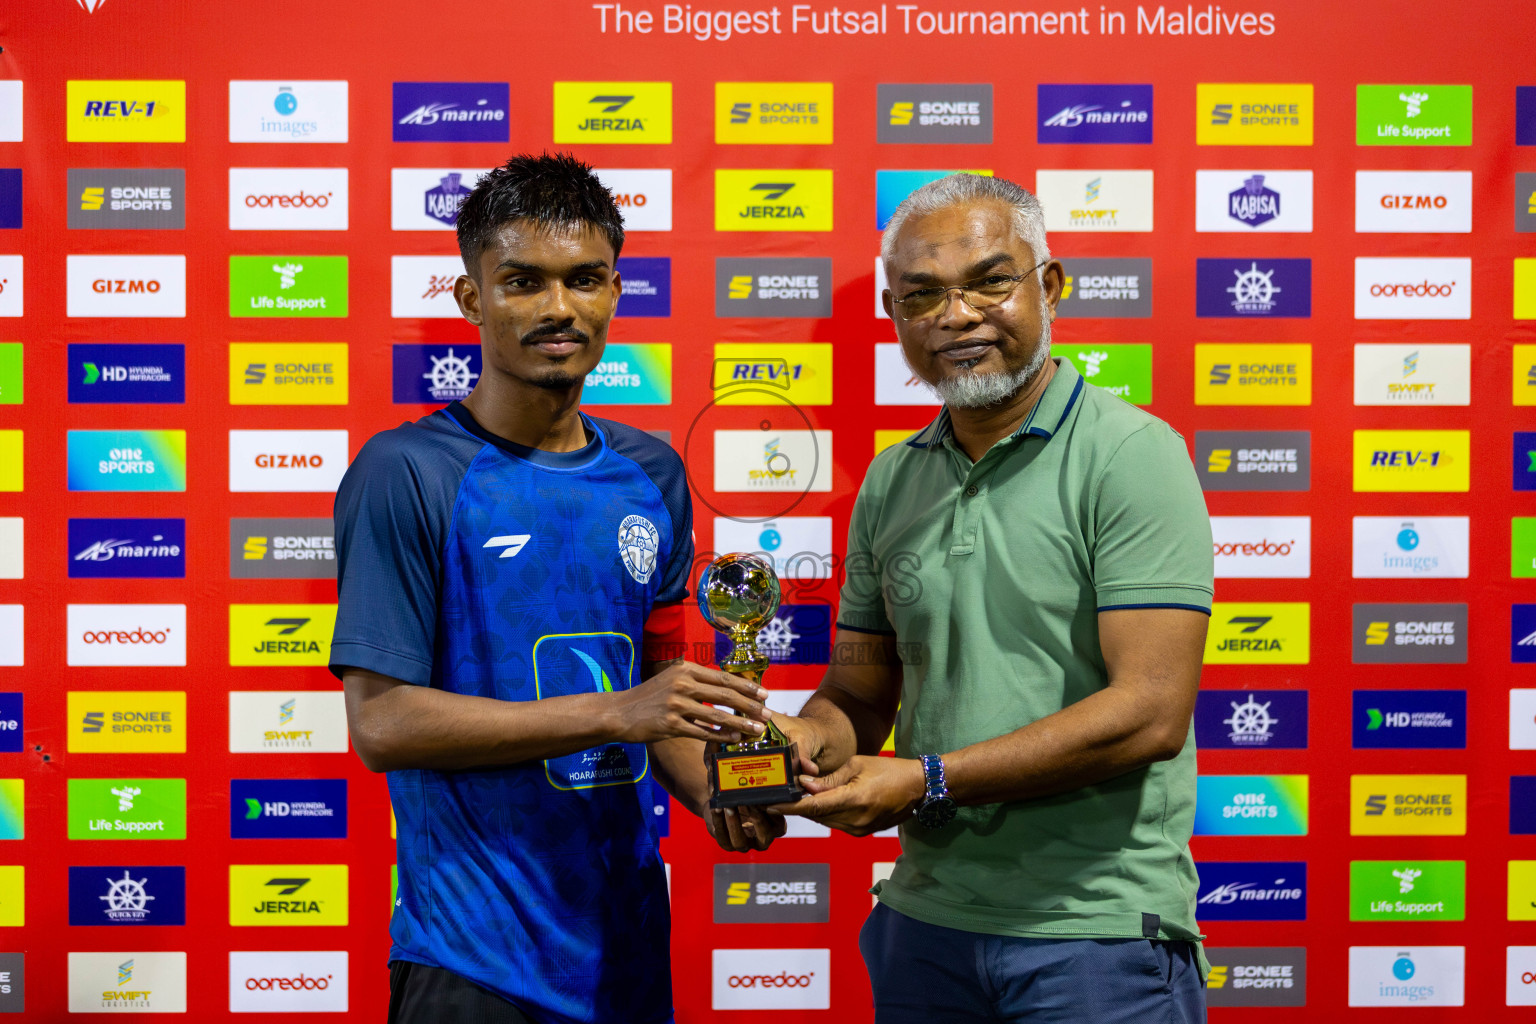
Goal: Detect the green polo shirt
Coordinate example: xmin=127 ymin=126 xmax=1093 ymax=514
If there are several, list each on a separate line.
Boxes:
xmin=839 ymin=357 xmax=1214 ymax=947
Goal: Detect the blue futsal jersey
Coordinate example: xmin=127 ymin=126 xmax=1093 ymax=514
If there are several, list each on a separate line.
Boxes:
xmin=330 ymin=402 xmax=692 ymax=1024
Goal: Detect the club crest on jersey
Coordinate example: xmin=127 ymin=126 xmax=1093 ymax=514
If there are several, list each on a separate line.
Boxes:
xmin=618 ymin=514 xmax=659 ymax=584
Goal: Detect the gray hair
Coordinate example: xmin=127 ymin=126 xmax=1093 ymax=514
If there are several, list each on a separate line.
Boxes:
xmin=879 ymin=173 xmax=1050 ymax=279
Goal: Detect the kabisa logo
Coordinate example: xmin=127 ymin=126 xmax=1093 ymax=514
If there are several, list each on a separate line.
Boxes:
xmin=1053 ymin=258 xmax=1153 ymax=318
xmin=583 ymin=343 xmax=672 ymax=405
xmin=67 ymin=866 xmax=186 ymax=926
xmin=231 ymin=518 xmax=336 ymax=580
xmin=714 ymin=605 xmax=831 ymax=666
xmin=1357 ymin=84 xmax=1472 ymax=146
xmin=1353 ymin=604 xmax=1467 ymax=665
xmin=716 ymin=170 xmax=833 ymax=231
xmin=1193 ymin=776 xmax=1309 ymax=836
xmin=1228 ymin=174 xmax=1279 ymax=226
xmin=1195 ymin=863 xmax=1306 ymax=920
xmin=228 ymin=81 xmax=348 ymax=142
xmin=68 ymin=519 xmax=185 ymax=579
xmin=1354 ymin=258 xmax=1471 ymax=319
xmin=66 ymin=254 xmax=186 ymax=318
xmin=230 ymin=779 xmax=347 ymax=839
xmin=1205 ymin=948 xmax=1307 ymax=1008
xmin=615 ymin=256 xmax=671 ymax=318
xmin=66 ymin=80 xmax=185 ymax=143
xmin=229 ymin=604 xmax=335 ymax=667
xmin=392 ymin=344 xmax=481 ymax=403
xmin=1195 ymin=169 xmax=1313 ymax=232
xmin=392 ymin=82 xmax=509 ymax=142
xmin=228 ymin=691 xmax=349 ymax=753
xmin=67 ymin=169 xmax=184 ymax=229
xmin=1204 ymin=603 xmax=1309 ymax=664
xmin=1350 ymin=861 xmax=1465 ymax=921
xmin=67 ymin=691 xmax=185 ymax=753
xmin=876 ymin=84 xmax=992 ymax=144
xmin=1353 ymin=429 xmax=1469 ymax=492
xmin=1351 ymin=517 xmax=1468 ymax=579
xmin=716 ymin=82 xmax=832 ymax=144
xmin=230 ymin=343 xmax=348 ymax=405
xmin=1194 ymin=344 xmax=1312 ymax=405
xmin=66 ymin=777 xmax=188 ymax=840
xmin=618 ymin=515 xmax=659 ymax=584
xmin=424 ymin=173 xmax=470 ymax=226
xmin=1035 ymin=170 xmax=1154 ymax=232
xmin=230 ymin=865 xmax=348 ymax=926
xmin=1353 ymin=690 xmax=1466 ymax=748
xmin=1194 ymin=690 xmax=1308 ymax=750
xmin=553 ymin=82 xmax=672 ymax=143
xmin=388 ymin=167 xmax=489 ymax=231
xmin=228 ymin=168 xmax=348 ymax=231
xmin=1196 ymin=83 xmax=1313 ymax=145
xmin=68 ymin=344 xmax=184 ymax=404
xmin=1037 ymin=84 xmax=1153 ymax=144
xmin=714 ymin=864 xmax=831 ymax=924
xmin=1351 ymin=775 xmax=1466 ymax=836
xmin=715 ymin=258 xmax=832 ymax=318
xmin=1348 ymin=946 xmax=1464 ymax=1006
xmin=229 ymin=256 xmax=348 ymax=319
xmin=1196 ymin=258 xmax=1311 ymax=317
xmin=1195 ymin=430 xmax=1311 ymax=492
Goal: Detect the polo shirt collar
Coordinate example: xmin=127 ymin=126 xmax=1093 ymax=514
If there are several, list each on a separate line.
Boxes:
xmin=905 ymin=356 xmax=1086 ymax=450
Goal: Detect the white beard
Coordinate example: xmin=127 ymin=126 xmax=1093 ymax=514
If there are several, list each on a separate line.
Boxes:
xmin=925 ymin=314 xmax=1052 ymax=410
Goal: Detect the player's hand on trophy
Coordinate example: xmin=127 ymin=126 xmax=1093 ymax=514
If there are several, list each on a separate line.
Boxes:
xmin=702 ymin=763 xmax=788 ymax=853
xmin=761 ymin=711 xmax=826 ymax=779
xmin=771 ymin=754 xmax=925 ymax=837
xmin=610 ymin=661 xmax=768 ymax=745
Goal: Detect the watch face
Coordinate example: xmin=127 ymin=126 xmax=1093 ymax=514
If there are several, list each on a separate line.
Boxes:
xmin=917 ymin=796 xmax=957 ymax=829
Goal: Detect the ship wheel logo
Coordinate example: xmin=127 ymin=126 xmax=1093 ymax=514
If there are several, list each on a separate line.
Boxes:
xmin=423 ymin=347 xmax=479 ymax=401
xmin=1223 ymin=694 xmax=1277 ymax=745
xmin=1226 ymin=261 xmax=1281 ymax=314
xmin=100 ymin=869 xmax=155 ymax=922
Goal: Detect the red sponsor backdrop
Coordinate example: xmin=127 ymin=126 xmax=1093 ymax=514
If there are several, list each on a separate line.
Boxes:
xmin=3 ymin=0 xmax=1536 ymax=1018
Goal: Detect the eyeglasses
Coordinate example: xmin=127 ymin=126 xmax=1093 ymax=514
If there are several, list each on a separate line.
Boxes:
xmin=892 ymin=260 xmax=1050 ymax=321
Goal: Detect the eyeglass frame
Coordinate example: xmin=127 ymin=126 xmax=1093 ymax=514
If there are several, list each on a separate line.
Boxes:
xmin=891 ymin=259 xmax=1053 ymax=322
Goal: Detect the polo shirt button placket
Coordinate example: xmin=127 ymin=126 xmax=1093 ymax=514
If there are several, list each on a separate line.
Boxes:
xmin=965 ymin=484 xmax=979 ymax=497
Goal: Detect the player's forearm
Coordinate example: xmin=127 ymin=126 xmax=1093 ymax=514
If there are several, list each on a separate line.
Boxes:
xmin=798 ymin=681 xmax=887 ymax=767
xmin=647 ymin=737 xmax=710 ymax=817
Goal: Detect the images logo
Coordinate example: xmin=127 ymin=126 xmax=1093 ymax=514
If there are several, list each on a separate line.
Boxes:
xmin=553 ymin=81 xmax=671 ymax=143
xmin=1350 ymin=861 xmax=1464 ymax=922
xmin=230 ymin=864 xmax=349 ymax=926
xmin=68 ymin=866 xmax=186 ymax=926
xmin=876 ymin=84 xmax=991 ymax=143
xmin=1205 ymin=948 xmax=1306 ymax=1008
xmin=1354 ymin=257 xmax=1471 ymax=319
xmin=714 ymin=518 xmax=834 ymax=581
xmin=1355 ymin=170 xmax=1472 ymax=232
xmin=1204 ymin=603 xmax=1309 ymax=664
xmin=716 ymin=170 xmax=833 ymax=231
xmin=229 ymin=255 xmax=348 ymax=318
xmin=1195 ymin=258 xmax=1311 ymax=317
xmin=1353 ymin=343 xmax=1469 ymax=406
xmin=1357 ymin=84 xmax=1472 ymax=145
xmin=229 ymin=605 xmax=336 ymax=667
xmin=67 ymin=169 xmax=184 ymax=230
xmin=1348 ymin=946 xmax=1464 ymax=1007
xmin=1353 ymin=430 xmax=1469 ymax=492
xmin=228 ymin=691 xmax=349 ymax=753
xmin=65 ymin=254 xmax=186 ymax=318
xmin=391 ymin=344 xmax=480 ymax=403
xmin=228 ymin=951 xmax=348 ymax=1013
xmin=230 ymin=518 xmax=335 ymax=581
xmin=713 ymin=864 xmax=830 ymax=923
xmin=1195 ymin=170 xmax=1313 ymax=232
xmin=392 ymin=82 xmax=508 ymax=142
xmin=1352 ymin=604 xmax=1467 ymax=664
xmin=712 ymin=343 xmax=832 ymax=405
xmin=231 ymin=779 xmax=347 ymax=839
xmin=1194 ymin=776 xmax=1309 ymax=836
xmin=1194 ymin=690 xmax=1308 ymax=750
xmin=229 ymin=80 xmax=349 ymax=143
xmin=1353 ymin=690 xmax=1466 ymax=747
xmin=66 ymin=80 xmax=185 ymax=142
xmin=715 ymin=82 xmax=831 ymax=144
xmin=1194 ymin=344 xmax=1312 ymax=405
xmin=1037 ymin=84 xmax=1152 ymax=143
xmin=1196 ymin=863 xmax=1306 ymax=921
xmin=68 ymin=343 xmax=183 ymax=405
xmin=1196 ymin=83 xmax=1313 ymax=145
xmin=229 ymin=343 xmax=348 ymax=405
xmin=67 ymin=691 xmax=185 ymax=752
xmin=1352 ymin=516 xmax=1468 ymax=579
xmin=1054 ymin=344 xmax=1152 ymax=404
xmin=875 ymin=169 xmax=991 ymax=229
xmin=715 ymin=258 xmax=832 ymax=318
xmin=228 ymin=168 xmax=348 ymax=231
xmin=67 ymin=777 xmax=186 ymax=839
xmin=1035 ymin=169 xmax=1154 ymax=232
xmin=1195 ymin=430 xmax=1310 ymax=492
xmin=228 ymin=430 xmax=348 ymax=493
xmin=1053 ymin=258 xmax=1152 ymax=318
xmin=1351 ymin=775 xmax=1466 ymax=835
xmin=711 ymin=948 xmax=830 ymax=1011
xmin=69 ymin=519 xmax=184 ymax=580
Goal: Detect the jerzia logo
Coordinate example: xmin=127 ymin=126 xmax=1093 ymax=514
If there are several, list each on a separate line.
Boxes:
xmin=716 ymin=171 xmax=832 ymax=231
xmin=1205 ymin=604 xmax=1309 ymax=664
xmin=229 ymin=864 xmax=348 ymax=925
xmin=554 ymin=82 xmax=671 ymax=143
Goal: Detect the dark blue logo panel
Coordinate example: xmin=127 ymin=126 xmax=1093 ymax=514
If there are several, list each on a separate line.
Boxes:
xmin=1516 ymin=432 xmax=1536 ymax=491
xmin=1037 ymin=84 xmax=1153 ymax=144
xmin=1194 ymin=690 xmax=1308 ymax=749
xmin=68 ymin=518 xmax=185 ymax=579
xmin=68 ymin=343 xmax=185 ymax=404
xmin=0 ymin=169 xmax=19 ymax=229
xmin=1195 ymin=258 xmax=1312 ymax=318
xmin=616 ymin=257 xmax=671 ymax=318
xmin=714 ymin=604 xmax=831 ymax=666
xmin=1513 ymin=776 xmax=1536 ymax=834
xmin=1519 ymin=86 xmax=1536 ymax=146
xmin=68 ymin=865 xmax=186 ymax=925
xmin=1195 ymin=861 xmax=1306 ymax=921
xmin=1351 ymin=690 xmax=1466 ymax=749
xmin=392 ymin=344 xmax=482 ymax=404
xmin=392 ymin=82 xmax=510 ymax=142
xmin=1515 ymin=605 xmax=1536 ymax=663
xmin=0 ymin=693 xmax=19 ymax=753
xmin=230 ymin=779 xmax=347 ymax=839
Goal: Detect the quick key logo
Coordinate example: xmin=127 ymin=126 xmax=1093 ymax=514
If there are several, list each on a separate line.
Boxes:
xmin=1196 ymin=258 xmax=1311 ymax=317
xmin=1353 ymin=690 xmax=1466 ymax=748
xmin=231 ymin=780 xmax=347 ymax=839
xmin=69 ymin=519 xmax=184 ymax=579
xmin=714 ymin=605 xmax=830 ymax=666
xmin=1195 ymin=862 xmax=1306 ymax=921
xmin=1194 ymin=690 xmax=1308 ymax=750
xmin=68 ymin=344 xmax=184 ymax=404
xmin=1037 ymin=84 xmax=1152 ymax=144
xmin=393 ymin=344 xmax=480 ymax=403
xmin=68 ymin=866 xmax=185 ymax=926
xmin=393 ymin=82 xmax=509 ymax=142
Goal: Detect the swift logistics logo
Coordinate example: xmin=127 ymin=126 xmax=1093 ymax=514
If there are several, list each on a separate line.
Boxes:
xmin=229 ymin=343 xmax=348 ymax=405
xmin=66 ymin=80 xmax=185 ymax=142
xmin=583 ymin=344 xmax=672 ymax=405
xmin=716 ymin=258 xmax=832 ymax=318
xmin=1195 ymin=258 xmax=1311 ymax=317
xmin=1195 ymin=862 xmax=1306 ymax=920
xmin=1037 ymin=84 xmax=1152 ymax=143
xmin=229 ymin=80 xmax=349 ymax=143
xmin=1209 ymin=516 xmax=1310 ymax=578
xmin=67 ymin=777 xmax=186 ymax=839
xmin=67 ymin=691 xmax=185 ymax=753
xmin=1354 ymin=257 xmax=1471 ymax=319
xmin=1194 ymin=690 xmax=1308 ymax=750
xmin=229 ymin=256 xmax=348 ymax=318
xmin=68 ymin=344 xmax=184 ymax=404
xmin=228 ymin=168 xmax=348 ymax=231
xmin=67 ymin=951 xmax=188 ymax=1014
xmin=392 ymin=344 xmax=480 ymax=402
xmin=1357 ymin=85 xmax=1472 ymax=145
xmin=1204 ymin=603 xmax=1309 ymax=664
xmin=712 ymin=343 xmax=833 ymax=405
xmin=1053 ymin=258 xmax=1152 ymax=318
xmin=392 ymin=82 xmax=508 ymax=142
xmin=67 ymin=169 xmax=184 ymax=229
xmin=1353 ymin=343 xmax=1470 ymax=406
xmin=876 ymin=84 xmax=992 ymax=143
xmin=1205 ymin=948 xmax=1306 ymax=1008
xmin=1353 ymin=429 xmax=1469 ymax=492
xmin=716 ymin=82 xmax=831 ymax=144
xmin=1034 ymin=170 xmax=1153 ymax=232
xmin=389 ymin=167 xmax=486 ymax=231
xmin=1195 ymin=430 xmax=1310 ymax=491
xmin=1194 ymin=344 xmax=1312 ymax=405
xmin=1196 ymin=83 xmax=1313 ymax=145
xmin=1353 ymin=690 xmax=1466 ymax=747
xmin=230 ymin=519 xmax=334 ymax=580
xmin=1350 ymin=861 xmax=1465 ymax=921
xmin=231 ymin=780 xmax=347 ymax=839
xmin=69 ymin=519 xmax=184 ymax=579
xmin=1353 ymin=604 xmax=1467 ymax=664
xmin=1352 ymin=517 xmax=1469 ymax=578
xmin=229 ymin=604 xmax=336 ymax=667
xmin=714 ymin=431 xmax=832 ymax=493
xmin=1352 ymin=774 xmax=1466 ymax=836
xmin=1053 ymin=344 xmax=1152 ymax=404
xmin=1348 ymin=946 xmax=1465 ymax=1007
xmin=1194 ymin=776 xmax=1309 ymax=836
xmin=553 ymin=82 xmax=671 ymax=143
xmin=68 ymin=866 xmax=186 ymax=926
xmin=228 ymin=429 xmax=348 ymax=493
xmin=713 ymin=864 xmax=830 ymax=923
xmin=875 ymin=169 xmax=991 ymax=229
xmin=1195 ymin=170 xmax=1313 ymax=232
xmin=1355 ymin=171 xmax=1472 ymax=232
xmin=615 ymin=256 xmax=671 ymax=317
xmin=717 ymin=170 xmax=833 ymax=231
xmin=67 ymin=605 xmax=185 ymax=667
xmin=228 ymin=691 xmax=349 ymax=753
xmin=66 ymin=254 xmax=186 ymax=317
xmin=229 ymin=865 xmax=348 ymax=926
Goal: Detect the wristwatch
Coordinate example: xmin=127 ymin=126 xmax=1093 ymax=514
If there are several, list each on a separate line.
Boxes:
xmin=914 ymin=754 xmax=957 ymax=828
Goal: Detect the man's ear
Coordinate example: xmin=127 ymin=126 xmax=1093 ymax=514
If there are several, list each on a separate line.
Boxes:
xmin=454 ymin=274 xmax=482 ymax=326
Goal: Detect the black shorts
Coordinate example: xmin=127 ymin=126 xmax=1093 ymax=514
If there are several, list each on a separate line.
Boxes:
xmin=389 ymin=960 xmax=535 ymax=1024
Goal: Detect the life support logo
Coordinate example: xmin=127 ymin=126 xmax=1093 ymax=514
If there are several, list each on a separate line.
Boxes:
xmin=618 ymin=515 xmax=659 ymax=584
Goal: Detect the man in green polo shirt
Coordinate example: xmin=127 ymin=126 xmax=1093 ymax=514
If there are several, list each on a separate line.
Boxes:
xmin=768 ymin=173 xmax=1213 ymax=1022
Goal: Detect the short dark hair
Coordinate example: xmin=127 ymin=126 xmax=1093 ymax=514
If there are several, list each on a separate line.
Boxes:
xmin=455 ymin=152 xmax=626 ymax=277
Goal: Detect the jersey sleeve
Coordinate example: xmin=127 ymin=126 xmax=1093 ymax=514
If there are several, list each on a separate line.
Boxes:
xmin=836 ymin=465 xmax=896 ymax=635
xmin=330 ymin=430 xmax=459 ymax=685
xmin=1092 ymin=422 xmax=1215 ymax=614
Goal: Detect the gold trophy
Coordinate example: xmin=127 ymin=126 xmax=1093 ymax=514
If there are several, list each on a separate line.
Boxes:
xmin=699 ymin=553 xmax=804 ymax=808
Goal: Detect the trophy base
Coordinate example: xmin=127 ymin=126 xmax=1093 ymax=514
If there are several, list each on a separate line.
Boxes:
xmin=707 ymin=741 xmax=804 ymax=809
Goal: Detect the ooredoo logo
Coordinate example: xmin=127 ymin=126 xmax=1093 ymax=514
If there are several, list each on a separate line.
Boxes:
xmin=67 ymin=604 xmax=187 ymax=667
xmin=1355 ymin=258 xmax=1470 ymax=319
xmin=229 ymin=168 xmax=348 ymax=230
xmin=66 ymin=255 xmax=186 ymax=318
xmin=228 ymin=951 xmax=348 ymax=1012
xmin=712 ymin=949 xmax=829 ymax=1010
xmin=1210 ymin=517 xmax=1311 ymax=578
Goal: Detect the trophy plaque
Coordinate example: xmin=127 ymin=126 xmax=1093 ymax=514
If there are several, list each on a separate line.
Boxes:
xmin=698 ymin=553 xmax=804 ymax=809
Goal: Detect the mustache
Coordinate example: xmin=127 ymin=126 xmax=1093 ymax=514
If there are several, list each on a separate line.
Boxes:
xmin=521 ymin=323 xmax=591 ymax=346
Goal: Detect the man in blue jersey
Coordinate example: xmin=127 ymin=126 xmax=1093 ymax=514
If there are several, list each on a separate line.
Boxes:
xmin=331 ymin=153 xmax=775 ymax=1024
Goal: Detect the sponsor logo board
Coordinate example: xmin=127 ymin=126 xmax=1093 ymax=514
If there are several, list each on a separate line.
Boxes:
xmin=1514 ymin=776 xmax=1536 ymax=834
xmin=1204 ymin=603 xmax=1309 ymax=664
xmin=715 ymin=431 xmax=831 ymax=492
xmin=230 ymin=518 xmax=335 ymax=580
xmin=0 ymin=81 xmax=19 ymax=141
xmin=711 ymin=948 xmax=830 ymax=1010
xmin=68 ymin=344 xmax=184 ymax=404
xmin=230 ymin=780 xmax=347 ymax=840
xmin=392 ymin=344 xmax=480 ymax=403
xmin=1352 ymin=516 xmax=1469 ymax=578
xmin=1353 ymin=690 xmax=1466 ymax=748
xmin=1507 ymin=946 xmax=1536 ymax=1005
xmin=229 ymin=343 xmax=348 ymax=404
xmin=1357 ymin=85 xmax=1472 ymax=146
xmin=67 ymin=691 xmax=185 ymax=753
xmin=392 ymin=82 xmax=508 ymax=142
xmin=1211 ymin=516 xmax=1309 ymax=578
xmin=1348 ymin=946 xmax=1464 ymax=1006
xmin=874 ymin=169 xmax=991 ymax=230
xmin=228 ymin=691 xmax=348 ymax=753
xmin=712 ymin=343 xmax=832 ymax=405
xmin=0 ymin=344 xmax=16 ymax=403
xmin=1194 ymin=691 xmax=1308 ymax=750
xmin=715 ymin=257 xmax=831 ymax=318
xmin=68 ymin=430 xmax=186 ymax=492
xmin=1355 ymin=171 xmax=1472 ymax=232
xmin=594 ymin=169 xmax=672 ymax=231
xmin=1353 ymin=343 xmax=1469 ymax=405
xmin=66 ymin=255 xmax=186 ymax=318
xmin=716 ymin=170 xmax=832 ymax=231
xmin=228 ymin=951 xmax=347 ymax=1013
xmin=553 ymin=82 xmax=671 ymax=143
xmin=229 ymin=255 xmax=347 ymax=318
xmin=1205 ymin=947 xmax=1306 ymax=1007
xmin=874 ymin=343 xmax=939 ymax=407
xmin=67 ymin=778 xmax=186 ymax=839
xmin=0 ymin=519 xmax=16 ymax=579
xmin=67 ymin=951 xmax=187 ymax=1013
xmin=229 ymin=168 xmax=348 ymax=231
xmin=1511 ymin=863 xmax=1536 ymax=920
xmin=1194 ymin=776 xmax=1308 ymax=836
xmin=1037 ymin=84 xmax=1152 ymax=144
xmin=68 ymin=169 xmax=184 ymax=229
xmin=1353 ymin=430 xmax=1469 ymax=492
xmin=0 ymin=692 xmax=20 ymax=751
xmin=1351 ymin=775 xmax=1466 ymax=835
xmin=714 ymin=864 xmax=830 ymax=923
xmin=716 ymin=82 xmax=831 ymax=144
xmin=1516 ymin=605 xmax=1536 ymax=663
xmin=67 ymin=606 xmax=185 ymax=667
xmin=1511 ymin=690 xmax=1536 ymax=750
xmin=615 ymin=256 xmax=670 ymax=317
xmin=229 ymin=864 xmax=348 ymax=926
xmin=713 ymin=605 xmax=831 ymax=666
xmin=0 ymin=255 xmax=20 ymax=317
xmin=877 ymin=83 xmax=991 ymax=143
xmin=583 ymin=343 xmax=671 ymax=405
xmin=1194 ymin=344 xmax=1311 ymax=405
xmin=1195 ymin=258 xmax=1311 ymax=317
xmin=66 ymin=80 xmax=185 ymax=142
xmin=1055 ymin=257 xmax=1151 ymax=318
xmin=389 ymin=168 xmax=485 ymax=231
xmin=229 ymin=605 xmax=336 ymax=667
xmin=1035 ymin=170 xmax=1153 ymax=232
xmin=1195 ymin=430 xmax=1310 ymax=491
xmin=1195 ymin=862 xmax=1306 ymax=921
xmin=1352 ymin=604 xmax=1467 ymax=664
xmin=1354 ymin=257 xmax=1470 ymax=319
xmin=68 ymin=866 xmax=186 ymax=926
xmin=1196 ymin=83 xmax=1313 ymax=145
xmin=1350 ymin=861 xmax=1464 ymax=921
xmin=1517 ymin=172 xmax=1536 ymax=233
xmin=1195 ymin=170 xmax=1313 ymax=232
xmin=1055 ymin=344 xmax=1151 ymax=404
xmin=229 ymin=80 xmax=349 ymax=143
xmin=228 ymin=430 xmax=348 ymax=492
xmin=390 ymin=256 xmax=463 ymax=318
xmin=712 ymin=518 xmax=833 ymax=580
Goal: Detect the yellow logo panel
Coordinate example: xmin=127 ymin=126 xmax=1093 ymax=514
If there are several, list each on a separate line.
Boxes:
xmin=715 ymin=82 xmax=833 ymax=144
xmin=715 ymin=170 xmax=833 ymax=232
xmin=1352 ymin=430 xmax=1469 ymax=492
xmin=1194 ymin=344 xmax=1312 ymax=406
xmin=1350 ymin=774 xmax=1466 ymax=835
xmin=229 ymin=604 xmax=337 ymax=667
xmin=67 ymin=690 xmax=186 ymax=753
xmin=1509 ymin=861 xmax=1536 ymax=920
xmin=67 ymin=80 xmax=186 ymax=142
xmin=1196 ymin=83 xmax=1313 ymax=146
xmin=230 ymin=864 xmax=348 ymax=926
xmin=1517 ymin=259 xmax=1536 ymax=320
xmin=552 ymin=82 xmax=672 ymax=143
xmin=1514 ymin=344 xmax=1536 ymax=405
xmin=0 ymin=431 xmax=19 ymax=491
xmin=713 ymin=343 xmax=832 ymax=406
xmin=1204 ymin=603 xmax=1309 ymax=664
xmin=874 ymin=430 xmax=912 ymax=458
xmin=0 ymin=866 xmax=21 ymax=926
xmin=229 ymin=343 xmax=348 ymax=405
